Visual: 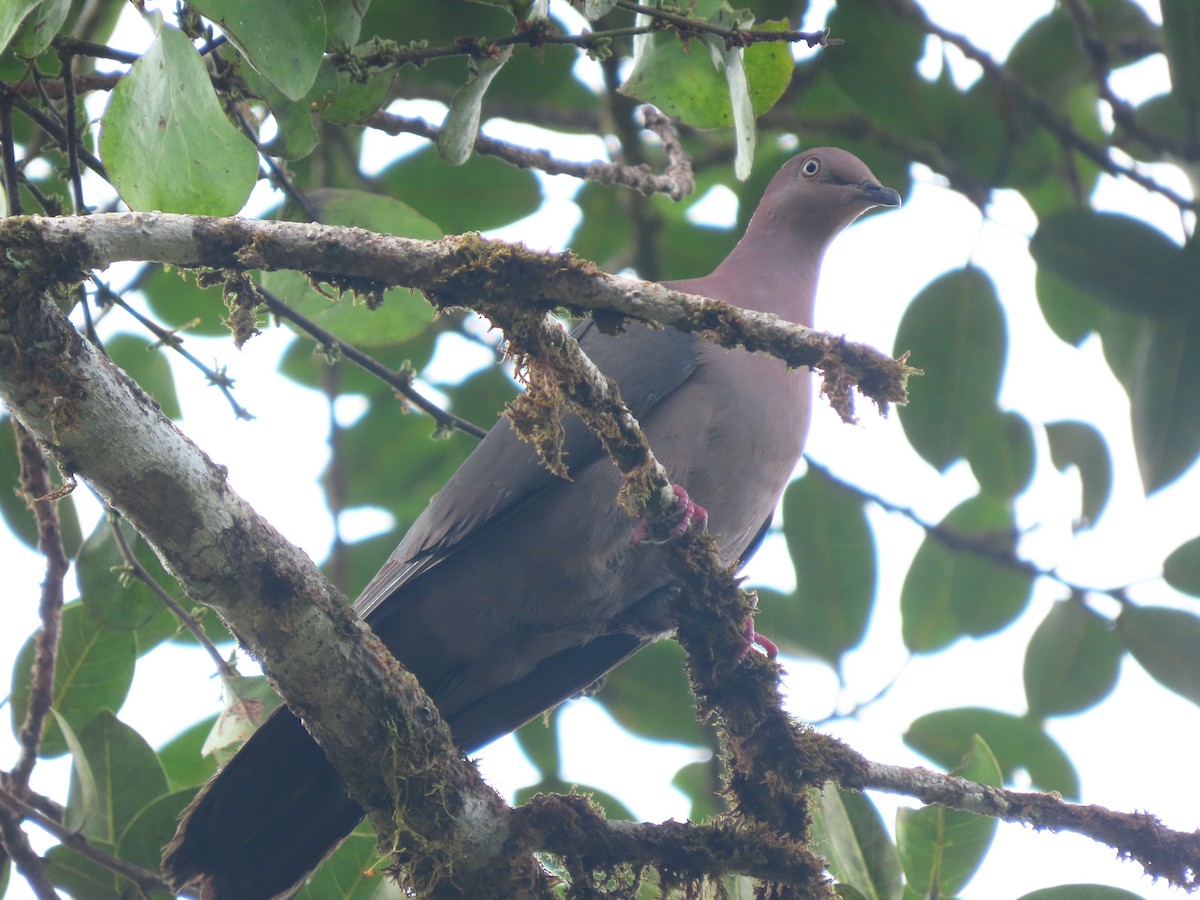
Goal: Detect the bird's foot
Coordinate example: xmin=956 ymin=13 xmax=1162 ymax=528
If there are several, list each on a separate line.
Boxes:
xmin=633 ymin=484 xmax=708 ymax=545
xmin=740 ymin=616 xmax=779 ymax=660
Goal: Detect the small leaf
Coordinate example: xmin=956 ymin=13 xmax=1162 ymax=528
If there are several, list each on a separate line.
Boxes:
xmin=1045 ymin=421 xmax=1114 ymax=528
xmin=573 ymin=0 xmax=617 ymax=19
xmin=967 ymin=410 xmax=1035 ymax=499
xmin=201 ymin=674 xmax=283 ymax=763
xmin=905 ymin=707 xmax=1079 ymax=798
xmin=437 ymin=45 xmax=513 ymax=165
xmin=1024 ymin=600 xmax=1122 ymax=717
xmin=1164 ymin=535 xmax=1200 ymax=597
xmin=812 ymin=784 xmax=902 ymax=900
xmin=1129 ymin=317 xmax=1200 ymax=493
xmin=896 ymin=736 xmax=1000 ymax=897
xmin=100 ymin=17 xmax=258 ymax=215
xmin=191 ymin=0 xmax=325 ymax=99
xmin=1115 ymin=605 xmax=1200 ymax=706
xmin=514 ymin=707 xmax=562 ymax=779
xmin=895 ymin=267 xmax=1006 ymax=471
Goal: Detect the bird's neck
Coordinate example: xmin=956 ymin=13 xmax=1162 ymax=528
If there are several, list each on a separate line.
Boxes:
xmin=705 ymin=226 xmax=828 ymax=324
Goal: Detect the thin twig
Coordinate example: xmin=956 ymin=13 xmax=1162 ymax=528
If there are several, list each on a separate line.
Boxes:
xmin=107 ymin=511 xmax=237 ymax=678
xmin=0 ymin=809 xmax=60 ymax=899
xmin=613 ymin=0 xmax=835 ymax=49
xmin=257 ymin=284 xmax=488 ymax=439
xmin=366 ymin=110 xmax=696 ymax=199
xmin=57 ymin=50 xmax=87 ymax=215
xmin=0 ymin=781 xmax=180 ymax=896
xmin=9 ymin=421 xmax=69 ymax=791
xmin=92 ymin=279 xmax=255 ymax=421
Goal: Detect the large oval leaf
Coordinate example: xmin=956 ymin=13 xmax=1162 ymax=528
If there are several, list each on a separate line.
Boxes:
xmin=1030 ymin=210 xmax=1196 ymax=320
xmin=100 ymin=18 xmax=258 ymax=215
xmin=905 ymin=707 xmax=1079 ymax=798
xmin=777 ymin=468 xmax=877 ymax=667
xmin=900 ymin=495 xmax=1032 ymax=653
xmin=1024 ymin=599 xmax=1122 ymax=717
xmin=895 ymin=267 xmax=1006 ymax=471
xmin=1115 ymin=605 xmax=1200 ymax=706
xmin=1128 ymin=317 xmax=1200 ymax=493
xmin=10 ymin=601 xmax=137 ymax=758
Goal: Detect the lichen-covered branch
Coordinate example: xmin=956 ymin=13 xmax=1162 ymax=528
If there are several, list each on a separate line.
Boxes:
xmin=0 ymin=213 xmax=912 ymax=419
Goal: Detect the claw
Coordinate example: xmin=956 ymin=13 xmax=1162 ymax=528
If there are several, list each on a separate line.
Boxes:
xmin=632 ymin=484 xmax=708 ymax=545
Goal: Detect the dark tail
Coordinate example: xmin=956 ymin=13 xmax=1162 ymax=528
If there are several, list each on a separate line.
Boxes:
xmin=162 ymin=631 xmax=645 ymax=898
xmin=162 ymin=707 xmax=363 ymax=900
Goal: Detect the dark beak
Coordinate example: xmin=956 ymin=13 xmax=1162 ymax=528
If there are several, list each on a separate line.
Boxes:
xmin=859 ymin=181 xmax=902 ymax=208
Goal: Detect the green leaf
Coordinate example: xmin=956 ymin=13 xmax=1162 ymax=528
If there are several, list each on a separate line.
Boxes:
xmin=192 ymin=0 xmax=325 ymax=99
xmin=106 ymin=332 xmax=181 ymax=420
xmin=100 ymin=18 xmax=258 ymax=215
xmin=619 ymin=3 xmax=791 ymax=139
xmin=596 ymin=640 xmax=707 ymax=746
xmin=1115 ymin=605 xmax=1200 ymax=706
xmin=1030 ymin=210 xmax=1196 ymax=320
xmin=1018 ymin=885 xmax=1146 ymax=900
xmin=65 ymin=710 xmax=169 ymax=843
xmin=671 ymin=759 xmax=720 ymax=821
xmin=1164 ymin=535 xmax=1200 ymax=597
xmin=514 ymin=778 xmax=635 ymax=821
xmin=905 ymin=708 xmax=1079 ymax=798
xmin=812 ymin=784 xmax=902 ymax=900
xmin=201 ymin=674 xmax=284 ymax=764
xmin=514 ymin=706 xmax=562 ymax=779
xmin=438 ymin=45 xmax=513 ymax=165
xmin=1034 ymin=265 xmax=1103 ymax=347
xmin=141 ymin=264 xmax=233 ymax=336
xmin=116 ymin=787 xmax=197 ymax=878
xmin=377 ymin=145 xmax=541 ymax=234
xmin=895 ymin=267 xmax=1006 ymax=471
xmin=157 ymin=714 xmax=220 ymax=790
xmin=10 ymin=0 xmax=70 ymax=57
xmin=0 ymin=0 xmax=41 ymax=57
xmin=967 ymin=410 xmax=1034 ymax=499
xmin=294 ymin=826 xmax=390 ymax=899
xmin=10 ymin=601 xmax=137 ymax=758
xmin=77 ymin=515 xmax=172 ymax=630
xmin=1162 ymin=0 xmax=1200 ymax=117
xmin=776 ymin=468 xmax=876 ymax=667
xmin=43 ymin=844 xmax=128 ymax=899
xmin=1128 ymin=317 xmax=1200 ymax=493
xmin=264 ymin=188 xmax=441 ymax=347
xmin=824 ymin=0 xmax=953 ymax=141
xmin=1024 ymin=600 xmax=1122 ymax=717
xmin=896 ymin=736 xmax=1000 ymax=897
xmin=0 ymin=413 xmax=83 ymax=554
xmin=900 ymin=495 xmax=1032 ymax=653
xmin=1045 ymin=421 xmax=1114 ymax=528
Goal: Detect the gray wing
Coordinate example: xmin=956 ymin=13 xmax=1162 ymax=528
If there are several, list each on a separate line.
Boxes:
xmin=353 ymin=320 xmax=701 ymax=621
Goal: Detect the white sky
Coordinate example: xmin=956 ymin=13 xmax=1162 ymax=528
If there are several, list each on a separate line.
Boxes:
xmin=3 ymin=1 xmax=1198 ymax=898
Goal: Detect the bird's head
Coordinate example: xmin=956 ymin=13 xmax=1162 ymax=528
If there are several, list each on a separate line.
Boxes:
xmin=752 ymin=147 xmax=902 ymax=243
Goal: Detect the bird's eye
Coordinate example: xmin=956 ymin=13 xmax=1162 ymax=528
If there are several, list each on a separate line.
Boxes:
xmin=801 ymin=157 xmax=821 ymax=178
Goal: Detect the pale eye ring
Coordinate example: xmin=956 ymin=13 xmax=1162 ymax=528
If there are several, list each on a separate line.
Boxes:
xmin=801 ymin=157 xmax=821 ymax=178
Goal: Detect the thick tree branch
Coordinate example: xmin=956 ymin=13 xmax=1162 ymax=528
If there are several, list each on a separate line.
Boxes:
xmin=0 ymin=213 xmax=912 ymax=419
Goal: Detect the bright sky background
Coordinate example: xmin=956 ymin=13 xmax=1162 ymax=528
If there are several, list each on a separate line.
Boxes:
xmin=3 ymin=1 xmax=1197 ymax=898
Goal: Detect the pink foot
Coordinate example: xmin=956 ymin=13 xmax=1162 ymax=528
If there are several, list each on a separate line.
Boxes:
xmin=633 ymin=484 xmax=708 ymax=545
xmin=742 ymin=616 xmax=779 ymax=660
